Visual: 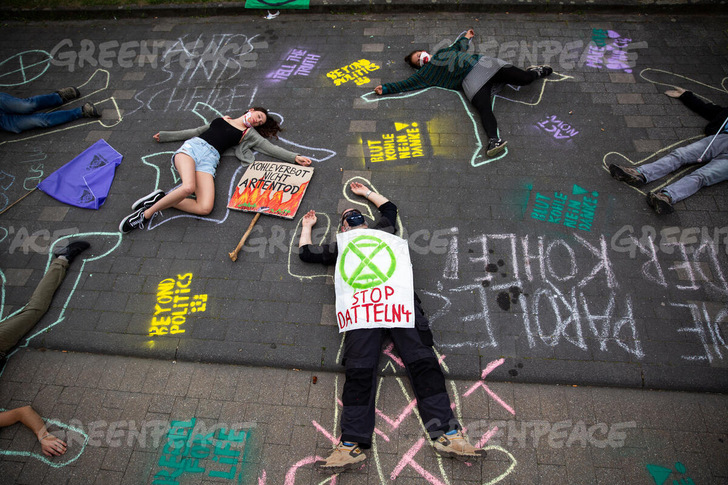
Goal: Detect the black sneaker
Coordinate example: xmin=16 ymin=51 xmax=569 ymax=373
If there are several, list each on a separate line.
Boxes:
xmin=131 ymin=189 xmax=165 ymax=211
xmin=609 ymin=164 xmax=646 ymax=186
xmin=54 ymin=240 xmax=90 ymax=264
xmin=486 ymin=138 xmax=507 ymax=157
xmin=527 ymin=65 xmax=553 ymax=78
xmin=119 ymin=208 xmax=148 ymax=233
xmin=56 ymin=86 xmax=80 ymax=103
xmin=82 ymin=102 xmax=100 ymax=118
xmin=647 ymin=191 xmax=674 ymax=214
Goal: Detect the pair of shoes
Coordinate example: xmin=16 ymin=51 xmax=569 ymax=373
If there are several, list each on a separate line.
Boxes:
xmin=647 ymin=191 xmax=674 ymax=214
xmin=81 ymin=102 xmax=101 ymax=118
xmin=54 ymin=240 xmax=90 ymax=264
xmin=315 ymin=441 xmax=366 ymax=474
xmin=56 ymin=86 xmax=80 ymax=103
xmin=527 ymin=65 xmax=553 ymax=78
xmin=609 ymin=164 xmax=646 ymax=186
xmin=433 ymin=430 xmax=487 ymax=461
xmin=119 ymin=208 xmax=148 ymax=233
xmin=486 ymin=137 xmax=507 ymax=157
xmin=131 ymin=189 xmax=165 ymax=211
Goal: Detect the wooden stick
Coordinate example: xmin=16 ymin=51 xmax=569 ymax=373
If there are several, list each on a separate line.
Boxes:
xmin=0 ymin=188 xmax=36 ymax=217
xmin=229 ymin=212 xmax=261 ymax=262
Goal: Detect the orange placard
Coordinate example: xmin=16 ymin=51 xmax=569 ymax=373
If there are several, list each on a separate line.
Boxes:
xmin=227 ymin=161 xmax=314 ymax=219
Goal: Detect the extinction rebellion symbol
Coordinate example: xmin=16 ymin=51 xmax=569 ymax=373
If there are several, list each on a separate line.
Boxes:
xmin=339 ymin=234 xmax=396 ymax=289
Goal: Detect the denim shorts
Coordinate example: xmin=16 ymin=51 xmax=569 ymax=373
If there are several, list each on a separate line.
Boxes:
xmin=171 ymin=137 xmax=221 ymax=178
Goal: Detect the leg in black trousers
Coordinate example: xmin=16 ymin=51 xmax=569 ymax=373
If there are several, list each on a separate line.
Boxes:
xmin=471 ymin=66 xmax=541 ymax=141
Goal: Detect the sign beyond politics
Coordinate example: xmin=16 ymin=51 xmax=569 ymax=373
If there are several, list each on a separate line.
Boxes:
xmin=227 ymin=161 xmax=314 ymax=219
xmin=334 ymin=229 xmax=414 ymax=332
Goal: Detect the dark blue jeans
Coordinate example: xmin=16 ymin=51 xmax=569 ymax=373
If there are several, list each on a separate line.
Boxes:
xmin=0 ymin=92 xmax=82 ymax=133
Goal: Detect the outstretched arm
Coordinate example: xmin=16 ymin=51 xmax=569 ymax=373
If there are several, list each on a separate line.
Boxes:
xmin=153 ymin=124 xmax=210 ymax=143
xmin=671 ymin=89 xmax=724 ymax=121
xmin=0 ymin=406 xmax=67 ymax=457
xmin=350 ymin=181 xmax=388 ymax=208
xmin=376 ymin=73 xmax=429 ymax=96
xmin=299 ymin=210 xmax=317 ymax=247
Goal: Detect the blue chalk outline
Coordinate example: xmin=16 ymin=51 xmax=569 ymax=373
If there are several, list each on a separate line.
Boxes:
xmin=0 ymin=232 xmax=123 ymax=367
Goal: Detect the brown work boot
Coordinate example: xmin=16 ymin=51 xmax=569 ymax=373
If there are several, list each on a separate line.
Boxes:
xmin=82 ymin=102 xmax=101 ymax=118
xmin=647 ymin=191 xmax=674 ymax=214
xmin=56 ymin=86 xmax=80 ymax=103
xmin=433 ymin=430 xmax=487 ymax=461
xmin=609 ymin=164 xmax=646 ymax=186
xmin=315 ymin=441 xmax=366 ymax=474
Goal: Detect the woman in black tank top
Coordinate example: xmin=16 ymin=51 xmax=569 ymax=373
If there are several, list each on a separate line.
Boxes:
xmin=120 ymin=107 xmax=311 ymax=233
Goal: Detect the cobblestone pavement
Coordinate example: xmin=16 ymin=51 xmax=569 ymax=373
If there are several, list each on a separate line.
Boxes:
xmin=0 ymin=8 xmax=726 ymax=484
xmin=1 ymin=348 xmax=727 ymax=484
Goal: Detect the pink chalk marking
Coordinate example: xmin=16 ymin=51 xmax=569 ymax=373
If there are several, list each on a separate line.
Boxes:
xmin=438 ymin=354 xmax=446 ymax=365
xmin=482 ymin=358 xmax=505 ymax=378
xmin=374 ymin=427 xmax=391 ymax=442
xmin=484 ymin=385 xmax=515 ymax=415
xmin=463 ymin=359 xmax=516 ymax=415
xmin=284 ymin=455 xmax=328 ymax=485
xmin=390 ymin=437 xmax=446 ymax=484
xmin=382 ymin=342 xmax=404 ymax=368
xmin=258 ymin=470 xmax=266 ymax=485
xmin=375 ymin=399 xmax=417 ymax=428
xmin=475 ymin=426 xmax=499 ymax=448
xmin=337 ymin=398 xmax=343 ymax=407
xmin=312 ymin=420 xmax=338 ymax=445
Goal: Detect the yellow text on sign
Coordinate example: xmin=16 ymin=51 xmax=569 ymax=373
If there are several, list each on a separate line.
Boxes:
xmin=367 ymin=122 xmax=424 ymax=163
xmin=327 ymin=59 xmax=380 ymax=86
xmin=149 ymin=273 xmax=208 ymax=336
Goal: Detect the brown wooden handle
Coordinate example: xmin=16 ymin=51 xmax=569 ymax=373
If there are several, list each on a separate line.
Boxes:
xmin=229 ymin=212 xmax=262 ymax=262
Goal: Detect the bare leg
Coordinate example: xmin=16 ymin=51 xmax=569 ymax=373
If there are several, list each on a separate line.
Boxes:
xmin=143 ymin=153 xmax=197 ymax=218
xmin=173 ymin=171 xmax=215 ymax=215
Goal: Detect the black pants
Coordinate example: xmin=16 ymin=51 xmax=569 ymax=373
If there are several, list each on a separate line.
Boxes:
xmin=470 ymin=66 xmax=540 ymax=139
xmin=339 ymin=296 xmax=458 ymax=448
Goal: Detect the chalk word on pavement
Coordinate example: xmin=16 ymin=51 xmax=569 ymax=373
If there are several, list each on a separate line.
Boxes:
xmin=529 ymin=184 xmax=598 ymax=232
xmin=536 ymin=114 xmax=580 ymax=140
xmin=149 ymin=273 xmax=208 ymax=336
xmin=424 ymin=228 xmax=728 ymax=362
xmin=327 ymin=59 xmax=380 ymax=86
xmin=152 ymin=418 xmax=253 ymax=484
xmin=267 ymin=48 xmax=321 ymax=82
xmin=366 ymin=122 xmax=425 ymax=162
xmin=587 ymin=29 xmax=635 ymax=72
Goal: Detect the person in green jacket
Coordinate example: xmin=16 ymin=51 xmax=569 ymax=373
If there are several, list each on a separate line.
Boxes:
xmin=374 ymin=29 xmax=552 ymax=157
xmin=119 ymin=107 xmax=312 ymax=233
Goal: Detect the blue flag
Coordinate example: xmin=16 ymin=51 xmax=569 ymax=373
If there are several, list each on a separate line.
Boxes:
xmin=38 ymin=139 xmax=122 ymax=209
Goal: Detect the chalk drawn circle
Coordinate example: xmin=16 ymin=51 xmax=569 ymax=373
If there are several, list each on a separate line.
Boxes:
xmin=339 ymin=235 xmax=396 ymax=289
xmin=0 ymin=50 xmax=52 ymax=87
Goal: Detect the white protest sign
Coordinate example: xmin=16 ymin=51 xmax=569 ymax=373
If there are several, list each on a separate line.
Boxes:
xmin=334 ymin=229 xmax=414 ymax=332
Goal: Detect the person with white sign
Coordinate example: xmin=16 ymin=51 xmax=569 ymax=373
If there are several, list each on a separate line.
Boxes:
xmin=298 ymin=182 xmax=486 ymax=474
